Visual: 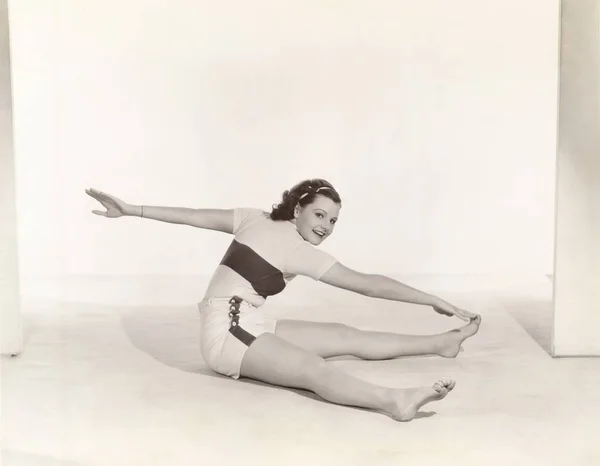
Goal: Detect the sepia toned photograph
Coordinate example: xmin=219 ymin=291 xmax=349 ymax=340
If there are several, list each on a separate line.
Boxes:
xmin=1 ymin=1 xmax=599 ymax=465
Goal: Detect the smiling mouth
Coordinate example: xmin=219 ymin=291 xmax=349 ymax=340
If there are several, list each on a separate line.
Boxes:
xmin=313 ymin=230 xmax=326 ymax=238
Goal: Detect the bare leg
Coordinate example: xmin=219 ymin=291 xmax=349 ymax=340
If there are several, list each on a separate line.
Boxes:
xmin=275 ymin=316 xmax=481 ymax=359
xmin=240 ymin=333 xmax=455 ymax=421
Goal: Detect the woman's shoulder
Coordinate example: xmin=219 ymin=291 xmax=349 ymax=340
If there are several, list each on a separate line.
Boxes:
xmin=234 ymin=207 xmax=268 ymax=216
xmin=232 ymin=207 xmax=272 ymax=233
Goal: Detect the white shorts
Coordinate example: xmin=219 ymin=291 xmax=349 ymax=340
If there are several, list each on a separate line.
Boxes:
xmin=198 ymin=296 xmax=277 ymax=379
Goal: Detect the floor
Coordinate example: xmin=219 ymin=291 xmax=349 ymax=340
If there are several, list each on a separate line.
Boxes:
xmin=2 ymin=275 xmax=599 ymax=466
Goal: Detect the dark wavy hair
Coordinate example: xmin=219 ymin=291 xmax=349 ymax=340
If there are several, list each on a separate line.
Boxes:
xmin=270 ymin=179 xmax=342 ymax=221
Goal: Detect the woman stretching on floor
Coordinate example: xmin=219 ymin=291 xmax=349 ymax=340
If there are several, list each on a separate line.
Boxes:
xmin=86 ymin=178 xmax=481 ymax=422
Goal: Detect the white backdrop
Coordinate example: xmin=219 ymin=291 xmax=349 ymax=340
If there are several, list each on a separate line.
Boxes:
xmin=1 ymin=0 xmax=21 ymax=354
xmin=8 ymin=1 xmax=560 ymax=291
xmin=553 ymin=0 xmax=600 ymax=355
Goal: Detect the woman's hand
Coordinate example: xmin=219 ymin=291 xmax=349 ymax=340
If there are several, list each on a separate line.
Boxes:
xmin=432 ymin=298 xmax=479 ymax=322
xmin=86 ymin=188 xmax=132 ymax=218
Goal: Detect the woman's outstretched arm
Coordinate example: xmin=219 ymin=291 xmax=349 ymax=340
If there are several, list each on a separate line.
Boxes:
xmin=320 ymin=262 xmax=478 ymax=321
xmin=85 ymin=188 xmax=235 ymax=233
xmin=129 ymin=205 xmax=234 ymax=232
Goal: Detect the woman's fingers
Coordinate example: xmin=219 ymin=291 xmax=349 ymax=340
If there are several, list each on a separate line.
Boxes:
xmin=87 ymin=193 xmax=110 ymax=209
xmin=86 ymin=188 xmax=126 ymax=218
xmin=457 ymin=308 xmax=478 ymax=321
xmin=86 ymin=188 xmax=104 ymax=202
xmin=434 ymin=301 xmax=478 ymax=322
xmin=86 ymin=188 xmax=112 ymax=202
xmin=86 ymin=188 xmax=118 ymax=210
xmin=460 ymin=308 xmax=478 ymax=319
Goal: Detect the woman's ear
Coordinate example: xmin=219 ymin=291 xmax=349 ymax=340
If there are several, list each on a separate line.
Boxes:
xmin=294 ymin=204 xmax=300 ymax=218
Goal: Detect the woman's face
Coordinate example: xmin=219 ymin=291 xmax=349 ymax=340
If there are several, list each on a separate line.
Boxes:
xmin=292 ymin=195 xmax=341 ymax=245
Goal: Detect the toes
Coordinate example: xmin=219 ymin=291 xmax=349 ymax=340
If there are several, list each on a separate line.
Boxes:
xmin=433 ymin=380 xmax=447 ymax=391
xmin=434 ymin=379 xmax=456 ymax=391
xmin=441 ymin=379 xmax=455 ymax=390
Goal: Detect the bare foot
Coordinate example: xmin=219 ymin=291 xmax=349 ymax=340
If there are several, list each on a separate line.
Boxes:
xmin=388 ymin=379 xmax=455 ymax=421
xmin=437 ymin=315 xmax=481 ymax=358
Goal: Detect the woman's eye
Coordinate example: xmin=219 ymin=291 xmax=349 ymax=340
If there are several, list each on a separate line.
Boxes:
xmin=316 ymin=213 xmax=324 ymax=218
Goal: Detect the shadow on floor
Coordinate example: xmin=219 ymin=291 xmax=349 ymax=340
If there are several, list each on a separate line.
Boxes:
xmin=117 ymin=304 xmax=223 ymax=378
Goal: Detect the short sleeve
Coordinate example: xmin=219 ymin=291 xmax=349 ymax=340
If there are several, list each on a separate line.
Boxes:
xmin=233 ymin=208 xmax=266 ymax=234
xmin=285 ymin=241 xmax=338 ymax=281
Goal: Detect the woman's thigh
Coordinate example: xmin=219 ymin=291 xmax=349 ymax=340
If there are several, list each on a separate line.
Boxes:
xmin=274 ymin=319 xmax=359 ymax=358
xmin=240 ymin=332 xmax=330 ymax=390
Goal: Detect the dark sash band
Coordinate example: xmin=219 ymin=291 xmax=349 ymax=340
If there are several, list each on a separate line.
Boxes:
xmin=227 ymin=296 xmax=256 ymax=347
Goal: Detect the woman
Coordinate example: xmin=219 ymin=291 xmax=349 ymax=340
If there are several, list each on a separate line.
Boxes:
xmin=86 ymin=178 xmax=481 ymax=421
